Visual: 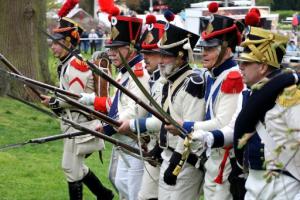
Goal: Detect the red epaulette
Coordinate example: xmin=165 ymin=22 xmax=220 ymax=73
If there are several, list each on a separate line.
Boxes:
xmin=134 ymin=62 xmax=144 ymax=77
xmin=70 ymin=58 xmax=89 ymax=72
xmin=221 ymin=71 xmax=244 ymax=94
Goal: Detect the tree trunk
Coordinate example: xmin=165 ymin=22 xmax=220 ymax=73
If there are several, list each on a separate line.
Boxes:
xmin=0 ymin=0 xmax=49 ymax=100
xmin=79 ymin=0 xmax=94 ymax=17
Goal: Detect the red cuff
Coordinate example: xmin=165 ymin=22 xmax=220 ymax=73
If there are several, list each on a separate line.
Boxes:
xmin=94 ymin=96 xmax=108 ymax=113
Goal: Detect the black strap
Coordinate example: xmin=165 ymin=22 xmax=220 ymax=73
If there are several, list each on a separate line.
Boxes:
xmin=166 ymin=147 xmax=206 ymax=169
xmin=272 ymin=169 xmax=300 ymax=182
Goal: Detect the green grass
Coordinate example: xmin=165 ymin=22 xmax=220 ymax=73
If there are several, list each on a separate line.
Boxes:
xmin=0 ymin=97 xmax=116 ymax=199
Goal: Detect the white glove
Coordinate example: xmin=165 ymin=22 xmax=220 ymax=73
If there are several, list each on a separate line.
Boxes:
xmin=192 ymin=130 xmax=214 ymax=157
xmin=78 ymin=92 xmax=96 ymax=106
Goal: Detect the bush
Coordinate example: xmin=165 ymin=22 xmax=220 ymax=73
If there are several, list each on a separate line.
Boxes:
xmin=272 ymin=10 xmax=298 ymax=22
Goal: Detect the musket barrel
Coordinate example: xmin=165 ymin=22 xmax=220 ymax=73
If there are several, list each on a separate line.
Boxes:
xmin=2 ymin=68 xmax=143 ymax=142
xmin=55 ymin=93 xmax=144 ymax=142
xmin=61 ymin=117 xmax=152 ymax=158
xmin=0 ymin=53 xmax=43 ymax=99
xmin=2 ymin=69 xmax=80 ymax=99
xmin=56 ymin=93 xmax=119 ymax=127
xmin=29 ymin=131 xmax=85 ymax=143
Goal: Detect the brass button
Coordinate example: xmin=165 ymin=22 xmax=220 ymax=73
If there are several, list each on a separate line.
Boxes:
xmin=260 ymin=157 xmax=264 ymax=160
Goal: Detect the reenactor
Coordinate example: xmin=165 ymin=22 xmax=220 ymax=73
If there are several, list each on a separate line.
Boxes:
xmin=156 ymin=18 xmax=206 ymax=200
xmin=79 ymin=11 xmax=150 ymax=200
xmin=117 ymin=14 xmax=166 ymax=200
xmin=234 ymin=25 xmax=300 ymax=199
xmin=41 ymin=17 xmax=113 ymax=200
xmin=166 ymin=3 xmax=245 ymax=200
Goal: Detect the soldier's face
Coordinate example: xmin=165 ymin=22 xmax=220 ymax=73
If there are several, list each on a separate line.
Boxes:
xmin=202 ymin=46 xmax=221 ymax=70
xmin=51 ymin=39 xmax=69 ymax=59
xmin=158 ymin=55 xmax=176 ymax=77
xmin=143 ymin=52 xmax=161 ymax=74
xmin=108 ymin=45 xmax=130 ymax=68
xmin=239 ymin=61 xmax=266 ymax=87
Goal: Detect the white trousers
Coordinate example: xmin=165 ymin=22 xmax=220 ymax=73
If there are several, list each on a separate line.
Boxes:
xmin=245 ymin=169 xmax=300 ymax=200
xmin=61 ymin=138 xmax=89 ymax=182
xmin=115 ymin=151 xmax=144 ymax=200
xmin=138 ymin=162 xmax=160 ymax=200
xmin=158 ymin=159 xmax=204 ymax=200
xmin=203 ymin=149 xmax=232 ymax=200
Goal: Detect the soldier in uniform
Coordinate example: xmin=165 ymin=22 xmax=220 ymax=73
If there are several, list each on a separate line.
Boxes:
xmin=155 ymin=22 xmax=206 ymax=200
xmin=234 ymin=26 xmax=300 ymax=199
xmin=41 ymin=17 xmax=113 ymax=200
xmin=166 ymin=4 xmax=245 ymax=199
xmin=79 ymin=13 xmax=150 ymax=200
xmin=117 ymin=15 xmax=166 ymax=200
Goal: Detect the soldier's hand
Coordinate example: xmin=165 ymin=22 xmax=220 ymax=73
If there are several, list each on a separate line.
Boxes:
xmin=165 ymin=120 xmax=183 ymax=136
xmin=148 ymin=144 xmax=163 ymax=167
xmin=79 ymin=92 xmax=96 ymax=106
xmin=96 ymin=125 xmax=104 ymax=133
xmin=40 ymin=94 xmax=51 ymax=106
xmin=117 ymin=120 xmax=131 ymax=134
xmin=192 ymin=130 xmax=213 ymax=144
xmin=163 ymin=151 xmax=182 ymax=185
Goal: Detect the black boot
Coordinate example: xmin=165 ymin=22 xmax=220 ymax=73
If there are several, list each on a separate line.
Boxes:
xmin=68 ymin=181 xmax=83 ymax=200
xmin=82 ymin=170 xmax=114 ymax=200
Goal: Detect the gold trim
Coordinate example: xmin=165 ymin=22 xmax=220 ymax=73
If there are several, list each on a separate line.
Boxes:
xmin=237 ymin=26 xmax=288 ymax=68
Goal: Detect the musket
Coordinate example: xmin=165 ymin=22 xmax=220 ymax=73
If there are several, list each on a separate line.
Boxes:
xmin=0 ymin=68 xmax=79 ymax=99
xmin=119 ymin=52 xmax=188 ymax=139
xmin=1 ymin=68 xmax=145 ymax=143
xmin=61 ymin=117 xmax=156 ymax=161
xmin=0 ymin=131 xmax=84 ymax=151
xmin=6 ymin=93 xmax=56 ymax=118
xmin=41 ymin=30 xmax=183 ymax=137
xmin=0 ymin=53 xmax=43 ymax=99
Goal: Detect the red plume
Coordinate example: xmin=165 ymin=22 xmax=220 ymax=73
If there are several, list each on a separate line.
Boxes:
xmin=98 ymin=0 xmax=114 ymax=13
xmin=245 ymin=11 xmax=260 ymax=26
xmin=58 ymin=0 xmax=79 ymax=18
xmin=208 ymin=2 xmax=219 ymax=13
xmin=249 ymin=8 xmax=261 ymax=17
xmin=108 ymin=6 xmax=121 ymax=21
xmin=146 ymin=14 xmax=156 ymax=24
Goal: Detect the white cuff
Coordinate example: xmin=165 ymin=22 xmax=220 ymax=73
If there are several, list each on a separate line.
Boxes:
xmin=129 ymin=119 xmax=136 ymax=132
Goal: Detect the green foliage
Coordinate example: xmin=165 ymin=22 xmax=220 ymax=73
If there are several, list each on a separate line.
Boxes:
xmin=277 ymin=23 xmax=293 ymax=30
xmin=271 ymin=0 xmax=300 ymax=10
xmin=0 ymin=97 xmax=116 ymax=199
xmin=272 ymin=10 xmax=298 ymax=22
xmin=47 ymin=0 xmax=61 ymax=10
xmin=256 ymin=0 xmax=273 ymax=6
